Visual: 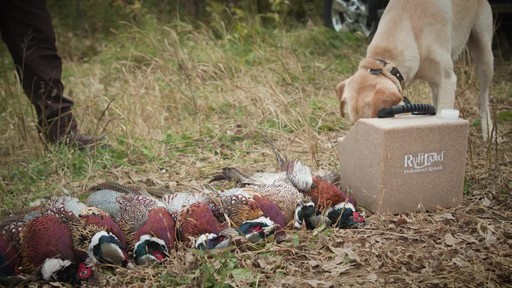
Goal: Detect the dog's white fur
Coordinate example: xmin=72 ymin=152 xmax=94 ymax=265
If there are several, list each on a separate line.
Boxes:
xmin=336 ymin=0 xmax=494 ymax=139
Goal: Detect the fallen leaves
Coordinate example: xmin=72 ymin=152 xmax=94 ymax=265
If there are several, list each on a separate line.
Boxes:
xmin=444 ymin=233 xmax=461 ymax=246
xmin=432 ymin=212 xmax=456 ymax=222
xmin=303 ymin=279 xmax=335 ymax=288
xmin=367 ymin=272 xmax=378 ymax=283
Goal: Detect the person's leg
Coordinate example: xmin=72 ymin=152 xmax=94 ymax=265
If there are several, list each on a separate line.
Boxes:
xmin=0 ymin=0 xmax=101 ymax=147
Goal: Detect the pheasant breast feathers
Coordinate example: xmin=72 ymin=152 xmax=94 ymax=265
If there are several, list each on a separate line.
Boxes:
xmin=177 ymin=202 xmax=224 ymax=242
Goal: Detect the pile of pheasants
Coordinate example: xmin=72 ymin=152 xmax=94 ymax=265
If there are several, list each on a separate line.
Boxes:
xmin=0 ymin=152 xmax=365 ymax=285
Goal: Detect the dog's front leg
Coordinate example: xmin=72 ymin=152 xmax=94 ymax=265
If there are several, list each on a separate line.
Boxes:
xmin=428 ymin=58 xmax=457 ymax=112
xmin=424 ymin=51 xmax=457 ymax=111
xmin=437 ymin=67 xmax=457 ymax=110
xmin=429 ymin=83 xmax=440 ymax=108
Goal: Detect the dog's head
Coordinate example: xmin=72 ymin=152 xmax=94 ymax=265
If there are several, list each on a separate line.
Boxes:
xmin=336 ymin=58 xmax=404 ymax=123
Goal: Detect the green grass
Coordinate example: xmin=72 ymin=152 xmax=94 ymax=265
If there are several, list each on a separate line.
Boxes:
xmin=0 ymin=11 xmax=504 ymax=204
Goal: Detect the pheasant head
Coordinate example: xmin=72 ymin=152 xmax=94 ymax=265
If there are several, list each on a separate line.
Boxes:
xmin=41 ymin=258 xmax=93 ymax=284
xmin=88 ymin=231 xmax=132 ymax=268
xmin=238 ymin=216 xmax=278 ymax=244
xmin=133 ymin=235 xmax=169 ymax=265
xmin=294 ymin=200 xmax=332 ymax=230
xmin=294 ymin=201 xmax=316 ymax=229
xmin=251 ymin=194 xmax=287 ymax=242
xmin=194 ymin=233 xmax=231 ymax=250
xmin=326 ymin=202 xmax=365 ymax=229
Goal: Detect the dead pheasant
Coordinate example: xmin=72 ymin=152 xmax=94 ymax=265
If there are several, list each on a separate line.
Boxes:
xmin=158 ymin=191 xmax=235 ymax=248
xmin=15 ymin=196 xmax=131 ymax=269
xmin=74 ymin=209 xmax=131 ymax=267
xmin=40 ymin=196 xmax=131 ymax=267
xmin=2 ymin=214 xmax=94 ymax=284
xmin=212 ymin=140 xmax=358 ymax=219
xmin=128 ymin=206 xmax=174 ymax=265
xmin=175 ymin=202 xmax=225 ymax=244
xmin=211 ymin=163 xmax=308 ymax=227
xmin=208 ymin=187 xmax=287 ymax=242
xmin=86 ymin=187 xmax=175 ymax=265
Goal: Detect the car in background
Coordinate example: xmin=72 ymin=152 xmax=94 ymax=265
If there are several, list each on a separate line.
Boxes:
xmin=323 ymin=0 xmax=512 ymax=38
xmin=323 ymin=0 xmax=387 ymax=37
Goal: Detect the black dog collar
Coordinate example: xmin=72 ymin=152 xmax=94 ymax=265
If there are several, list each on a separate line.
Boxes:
xmin=374 ymin=58 xmax=405 ymax=82
xmin=372 ymin=58 xmax=405 ymax=89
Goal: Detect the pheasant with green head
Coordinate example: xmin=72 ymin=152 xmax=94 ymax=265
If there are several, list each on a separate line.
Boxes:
xmin=209 ymin=187 xmax=287 ymax=242
xmin=86 ymin=187 xmax=175 ymax=265
xmin=326 ymin=202 xmax=365 ymax=229
xmin=213 ymin=160 xmax=312 ymax=227
xmin=43 ymin=196 xmax=131 ymax=268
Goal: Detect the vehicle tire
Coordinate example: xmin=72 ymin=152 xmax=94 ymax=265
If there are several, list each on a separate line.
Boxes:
xmin=323 ymin=0 xmax=386 ymax=38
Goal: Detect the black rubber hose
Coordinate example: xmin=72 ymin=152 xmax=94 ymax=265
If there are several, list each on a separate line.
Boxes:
xmin=377 ymin=104 xmax=436 ymax=118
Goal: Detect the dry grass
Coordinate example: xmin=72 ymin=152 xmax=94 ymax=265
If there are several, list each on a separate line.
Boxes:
xmin=0 ymin=18 xmax=511 ymax=287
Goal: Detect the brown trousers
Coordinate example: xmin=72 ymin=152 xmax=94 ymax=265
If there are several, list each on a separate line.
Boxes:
xmin=0 ymin=0 xmax=77 ymax=143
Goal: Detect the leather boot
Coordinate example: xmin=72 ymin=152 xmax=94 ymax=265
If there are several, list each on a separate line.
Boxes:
xmin=59 ymin=131 xmax=106 ymax=150
xmin=38 ymin=99 xmax=104 ymax=149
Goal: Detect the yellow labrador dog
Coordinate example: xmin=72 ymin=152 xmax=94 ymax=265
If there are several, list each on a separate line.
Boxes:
xmin=336 ymin=0 xmax=493 ymax=139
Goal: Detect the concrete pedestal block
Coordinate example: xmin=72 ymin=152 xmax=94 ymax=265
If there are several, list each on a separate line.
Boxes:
xmin=338 ymin=115 xmax=469 ymax=214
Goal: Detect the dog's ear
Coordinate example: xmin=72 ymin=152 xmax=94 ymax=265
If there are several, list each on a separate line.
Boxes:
xmin=370 ymin=88 xmax=403 ymax=117
xmin=336 ymin=80 xmax=347 ymax=117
